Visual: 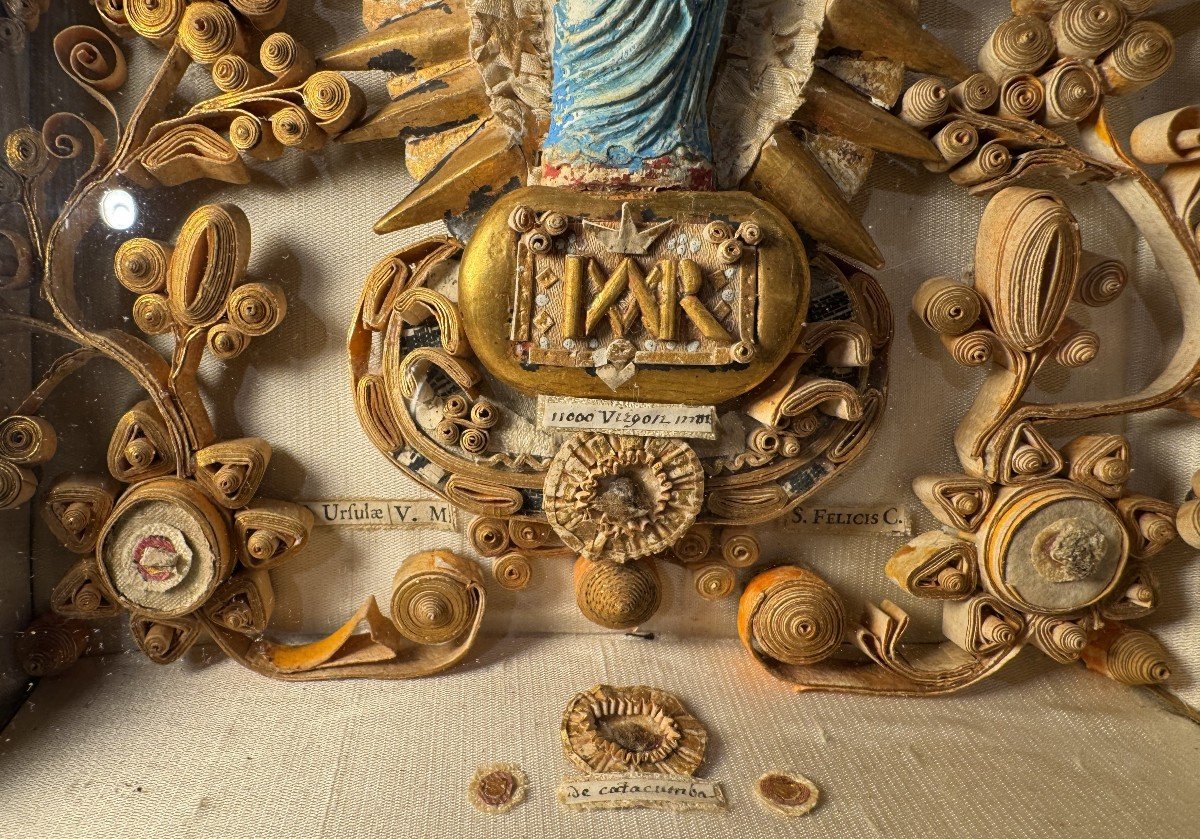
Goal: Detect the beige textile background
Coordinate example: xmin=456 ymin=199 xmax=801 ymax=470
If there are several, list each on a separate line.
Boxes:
xmin=2 ymin=0 xmax=1200 ymax=835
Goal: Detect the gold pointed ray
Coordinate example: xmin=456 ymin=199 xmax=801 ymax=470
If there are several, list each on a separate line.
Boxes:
xmin=341 ymin=61 xmax=490 ymax=144
xmin=374 ymin=119 xmax=526 ymax=233
xmin=743 ymin=130 xmax=883 ymax=269
xmin=823 ymin=0 xmax=971 ymax=82
xmin=319 ymin=0 xmax=470 ymax=73
xmin=796 ymin=68 xmax=941 ymax=162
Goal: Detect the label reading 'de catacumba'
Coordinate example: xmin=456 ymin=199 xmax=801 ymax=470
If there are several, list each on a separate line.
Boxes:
xmin=537 ymin=396 xmax=717 ymax=440
xmin=557 ymin=774 xmax=726 ymax=812
xmin=300 ymin=499 xmax=457 ymax=531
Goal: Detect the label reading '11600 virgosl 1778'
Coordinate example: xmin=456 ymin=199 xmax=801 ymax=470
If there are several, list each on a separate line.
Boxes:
xmin=537 ymin=396 xmax=717 ymax=440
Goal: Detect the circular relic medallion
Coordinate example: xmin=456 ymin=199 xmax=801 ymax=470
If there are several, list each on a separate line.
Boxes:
xmin=982 ymin=481 xmax=1128 ymax=614
xmin=459 ymin=186 xmax=809 ymax=406
xmin=467 ymin=763 xmax=528 ymax=814
xmin=561 ymin=684 xmax=707 ymax=776
xmin=544 ymin=433 xmax=704 ymax=563
xmin=96 ymin=477 xmax=233 ymax=618
xmin=755 ymin=772 xmax=819 ymax=817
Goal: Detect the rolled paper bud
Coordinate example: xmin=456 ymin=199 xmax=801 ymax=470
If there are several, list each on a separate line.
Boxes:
xmin=574 ymin=556 xmax=661 ymax=630
xmin=458 ymin=427 xmax=489 ymax=454
xmin=1131 ymin=107 xmax=1200 ymax=165
xmin=1176 ymin=498 xmax=1200 ymax=549
xmin=1054 ymin=328 xmax=1099 ymax=367
xmin=468 ymin=516 xmax=510 ymax=557
xmin=978 ymin=15 xmax=1055 ymax=80
xmin=301 ymin=71 xmax=366 ymax=135
xmin=0 ymin=460 xmax=36 ymax=509
xmin=168 ymin=204 xmax=251 ymax=328
xmin=227 ymin=281 xmax=287 ymax=336
xmin=1093 ymin=455 xmax=1130 ymax=486
xmin=1076 ymin=251 xmax=1127 ymax=306
xmin=229 ymin=114 xmax=285 ymax=162
xmin=949 ymin=140 xmax=1013 ymax=187
xmin=926 ymin=120 xmax=980 ymax=173
xmin=943 ymin=329 xmax=998 ymax=366
xmin=5 ymin=125 xmax=49 ymax=176
xmin=468 ymin=401 xmax=498 ymax=429
xmin=914 ymin=276 xmax=983 ymax=335
xmin=737 ymin=566 xmax=845 ymax=665
xmin=996 ymin=73 xmax=1045 ymax=120
xmin=433 ymin=419 xmax=460 ymax=446
xmin=54 ymin=25 xmax=128 ymax=93
xmin=1082 ymin=624 xmax=1170 ymax=685
xmin=692 ymin=561 xmax=735 ymax=601
xmin=207 ymin=322 xmax=250 ymax=360
xmin=15 ymin=614 xmax=90 ymax=677
xmin=899 ymin=77 xmax=950 ymax=128
xmin=177 ymin=1 xmax=245 ymax=65
xmin=720 ymin=527 xmax=760 ymax=568
xmin=948 ymin=72 xmax=999 ymax=113
xmin=1027 ymin=614 xmax=1088 ymax=663
xmin=234 ymin=498 xmax=313 ymax=570
xmin=671 ymin=525 xmax=712 ymax=563
xmin=391 ymin=550 xmax=482 ymax=644
xmin=749 ymin=427 xmax=781 ymax=455
xmin=114 ymin=237 xmax=172 ymax=294
xmin=132 ymin=292 xmax=173 ymax=335
xmin=229 ymin=0 xmax=288 ymax=30
xmin=1051 ymin=0 xmax=1127 ymax=59
xmin=259 ymin=31 xmax=314 ymax=84
xmin=443 ymin=394 xmax=469 ymax=419
xmin=212 ymin=54 xmax=268 ymax=93
xmin=492 ymin=552 xmax=532 ymax=591
xmin=126 ymin=0 xmax=186 ymax=45
xmin=131 ymin=615 xmax=201 ymax=664
xmin=779 ymin=435 xmax=802 ymax=458
xmin=194 ymin=437 xmax=271 ymax=508
xmin=1099 ymin=20 xmax=1174 ymax=95
xmin=271 ymin=104 xmax=326 ymax=151
xmin=0 ymin=414 xmax=57 ymax=465
xmin=1040 ymin=60 xmax=1102 ymax=125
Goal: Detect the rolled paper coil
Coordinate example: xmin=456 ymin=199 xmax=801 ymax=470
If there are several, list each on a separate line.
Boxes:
xmin=132 ymin=293 xmax=173 ymax=335
xmin=114 ymin=237 xmax=172 ymax=294
xmin=168 ymin=203 xmax=250 ymax=328
xmin=212 ymin=54 xmax=268 ymax=93
xmin=126 ymin=0 xmax=186 ymax=45
xmin=1054 ymin=328 xmax=1099 ymax=367
xmin=692 ymin=562 xmax=735 ymax=601
xmin=204 ymin=571 xmax=275 ymax=634
xmin=996 ymin=73 xmax=1045 ymax=120
xmin=738 ymin=566 xmax=845 ymax=666
xmin=899 ymin=77 xmax=949 ymax=128
xmin=949 ymin=72 xmax=999 ymax=113
xmin=1076 ymin=252 xmax=1127 ymax=306
xmin=54 ymin=25 xmax=128 ymax=93
xmin=948 ymin=140 xmax=1012 ymax=187
xmin=978 ymin=15 xmax=1055 ymax=80
xmin=234 ymin=499 xmax=313 ymax=570
xmin=208 ymin=323 xmax=250 ymax=360
xmin=944 ymin=330 xmax=999 ymax=367
xmin=131 ymin=614 xmax=202 ymax=664
xmin=271 ymin=105 xmax=326 ymax=151
xmin=1082 ymin=624 xmax=1171 ymax=685
xmin=1099 ymin=21 xmax=1174 ymax=95
xmin=229 ymin=0 xmax=288 ymax=29
xmin=301 ymin=71 xmax=366 ymax=135
xmin=1130 ymin=107 xmax=1200 ymax=165
xmin=390 ymin=550 xmax=482 ymax=644
xmin=913 ymin=276 xmax=982 ymax=335
xmin=0 ymin=414 xmax=57 ymax=465
xmin=928 ymin=121 xmax=979 ymax=172
xmin=671 ymin=526 xmax=712 ymax=563
xmin=493 ymin=552 xmax=532 ymax=591
xmin=469 ymin=516 xmax=510 ymax=557
xmin=1027 ymin=614 xmax=1088 ymax=663
xmin=1040 ymin=60 xmax=1101 ymax=125
xmin=574 ymin=556 xmax=661 ymax=630
xmin=0 ymin=460 xmax=35 ymax=509
xmin=1176 ymin=498 xmax=1200 ymax=549
xmin=16 ymin=615 xmax=91 ymax=677
xmin=177 ymin=2 xmax=245 ymax=65
xmin=227 ymin=281 xmax=286 ymax=336
xmin=259 ymin=32 xmax=314 ymax=84
xmin=4 ymin=126 xmax=48 ymax=177
xmin=1050 ymin=0 xmax=1127 ymax=59
xmin=41 ymin=476 xmax=117 ymax=554
xmin=194 ymin=436 xmax=272 ymax=508
xmin=720 ymin=527 xmax=760 ymax=568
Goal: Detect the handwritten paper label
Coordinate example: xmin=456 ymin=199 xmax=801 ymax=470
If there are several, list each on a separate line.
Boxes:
xmin=557 ymin=775 xmax=726 ymax=812
xmin=538 ymin=396 xmax=718 ymax=440
xmin=784 ymin=504 xmax=912 ymax=536
xmin=300 ymin=499 xmax=457 ymax=531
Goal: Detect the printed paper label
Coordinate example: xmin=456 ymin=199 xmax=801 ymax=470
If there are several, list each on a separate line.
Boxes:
xmin=538 ymin=396 xmax=718 ymax=440
xmin=783 ymin=504 xmax=912 ymax=536
xmin=300 ymin=499 xmax=457 ymax=530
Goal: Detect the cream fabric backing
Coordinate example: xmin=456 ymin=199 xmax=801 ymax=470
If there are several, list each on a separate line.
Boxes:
xmin=2 ymin=0 xmax=1200 ymax=834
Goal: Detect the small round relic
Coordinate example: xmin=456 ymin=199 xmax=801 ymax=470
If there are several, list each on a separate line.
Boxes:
xmin=755 ymin=771 xmax=819 ymax=817
xmin=1032 ymin=516 xmax=1106 ymax=582
xmin=468 ymin=763 xmax=528 ymax=814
